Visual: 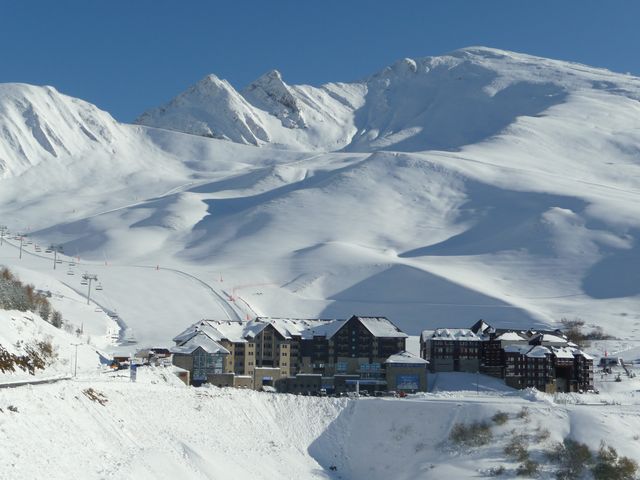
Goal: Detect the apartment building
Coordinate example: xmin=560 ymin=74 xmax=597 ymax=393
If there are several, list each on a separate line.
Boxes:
xmin=170 ymin=315 xmax=424 ymax=391
xmin=420 ymin=320 xmax=594 ymax=393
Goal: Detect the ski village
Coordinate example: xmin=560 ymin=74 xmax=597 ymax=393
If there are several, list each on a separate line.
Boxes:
xmin=3 ymin=26 xmax=640 ymax=480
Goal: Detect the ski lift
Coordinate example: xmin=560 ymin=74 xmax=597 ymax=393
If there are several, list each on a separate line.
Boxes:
xmin=94 ymin=307 xmax=103 ymax=312
xmin=95 ymin=283 xmax=103 ymax=291
xmin=55 ymin=259 xmax=63 ymax=264
xmin=80 ymin=278 xmax=88 ymax=286
xmin=66 ymin=269 xmax=75 ymax=276
xmin=69 ymin=261 xmax=76 ymax=267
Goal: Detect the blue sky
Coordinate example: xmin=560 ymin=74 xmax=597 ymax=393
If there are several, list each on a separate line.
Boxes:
xmin=3 ymin=1 xmax=639 ymax=121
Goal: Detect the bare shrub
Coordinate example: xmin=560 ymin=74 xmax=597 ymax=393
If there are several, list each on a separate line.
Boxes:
xmin=82 ymin=388 xmax=108 ymax=406
xmin=534 ymin=425 xmax=550 ymax=442
xmin=449 ymin=421 xmax=493 ymax=447
xmin=504 ymin=434 xmax=529 ymax=462
xmin=516 ymin=459 xmax=539 ymax=476
xmin=488 ymin=465 xmax=506 ymax=476
xmin=492 ymin=411 xmax=509 ymax=425
xmin=548 ymin=438 xmax=592 ymax=479
xmin=592 ymin=442 xmax=638 ymax=480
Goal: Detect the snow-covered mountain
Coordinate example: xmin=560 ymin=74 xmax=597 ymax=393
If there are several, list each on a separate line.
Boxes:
xmin=136 ymin=47 xmax=640 ymax=152
xmin=0 ymin=83 xmax=125 ymax=178
xmin=2 ymin=47 xmax=640 ymax=344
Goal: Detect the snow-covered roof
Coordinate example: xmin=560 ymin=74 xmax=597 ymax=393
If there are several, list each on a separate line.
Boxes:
xmin=503 ymin=344 xmax=531 ymax=355
xmin=170 ymin=332 xmax=230 ymax=355
xmin=420 ymin=330 xmax=434 ymax=342
xmin=532 ymin=333 xmax=567 ymax=345
xmin=173 ymin=315 xmax=407 ymax=347
xmin=496 ymin=331 xmax=526 ymax=342
xmin=254 ymin=317 xmax=338 ymax=340
xmin=354 ymin=316 xmax=408 ymax=338
xmin=385 ymin=351 xmax=428 ymax=365
xmin=551 ymin=346 xmax=576 ymax=359
xmin=470 ymin=319 xmax=493 ymax=334
xmin=526 ymin=345 xmax=551 ymax=358
xmin=573 ymin=349 xmax=594 ymax=361
xmin=430 ymin=328 xmax=481 ymax=341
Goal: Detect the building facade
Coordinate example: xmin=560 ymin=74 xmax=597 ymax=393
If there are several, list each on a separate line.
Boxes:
xmin=171 ymin=315 xmax=427 ymax=392
xmin=421 ymin=321 xmax=594 ymax=393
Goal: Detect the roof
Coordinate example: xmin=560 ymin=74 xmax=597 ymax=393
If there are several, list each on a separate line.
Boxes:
xmin=170 ymin=332 xmax=230 ymax=355
xmin=352 ymin=316 xmax=408 ymax=338
xmin=575 ymin=350 xmax=594 ymax=361
xmin=470 ymin=319 xmax=493 ymax=334
xmin=420 ymin=329 xmax=434 ymax=342
xmin=496 ymin=331 xmax=526 ymax=342
xmin=173 ymin=315 xmax=408 ymax=350
xmin=385 ymin=351 xmax=429 ymax=365
xmin=551 ymin=346 xmax=576 ymax=359
xmin=503 ymin=344 xmax=532 ymax=355
xmin=531 ymin=333 xmax=568 ymax=345
xmin=526 ymin=345 xmax=552 ymax=358
xmin=430 ymin=328 xmax=481 ymax=341
xmin=254 ymin=317 xmax=339 ymax=340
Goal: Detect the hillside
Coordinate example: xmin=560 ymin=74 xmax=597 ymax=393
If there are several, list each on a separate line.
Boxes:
xmin=1 ymin=47 xmax=640 ymax=346
xmin=2 ymin=374 xmax=640 ymax=479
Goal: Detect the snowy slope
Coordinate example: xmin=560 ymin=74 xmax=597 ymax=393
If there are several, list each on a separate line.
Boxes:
xmin=0 ymin=83 xmax=123 ymax=178
xmin=1 ymin=47 xmax=640 ymax=346
xmin=2 ymin=374 xmax=640 ymax=479
xmin=136 ymin=47 xmax=640 ymax=153
xmin=0 ymin=308 xmax=105 ymax=384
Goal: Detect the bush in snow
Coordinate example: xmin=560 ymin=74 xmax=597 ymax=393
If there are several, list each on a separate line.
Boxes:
xmin=0 ymin=267 xmax=63 ymax=329
xmin=0 ymin=338 xmax=57 ymax=375
xmin=82 ymin=388 xmax=108 ymax=406
xmin=50 ymin=310 xmax=63 ymax=328
xmin=561 ymin=317 xmax=613 ymax=347
xmin=487 ymin=465 xmax=505 ymax=476
xmin=449 ymin=421 xmax=492 ymax=447
xmin=492 ymin=411 xmax=509 ymax=425
xmin=547 ymin=438 xmax=592 ymax=479
xmin=592 ymin=442 xmax=638 ymax=480
xmin=533 ymin=424 xmax=550 ymax=442
xmin=504 ymin=433 xmax=530 ymax=462
xmin=516 ymin=459 xmax=539 ymax=477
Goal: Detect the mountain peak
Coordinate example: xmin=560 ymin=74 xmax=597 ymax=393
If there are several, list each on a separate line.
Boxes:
xmin=242 ymin=69 xmax=306 ymax=129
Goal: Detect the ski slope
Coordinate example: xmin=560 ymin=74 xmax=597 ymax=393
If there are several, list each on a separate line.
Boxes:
xmin=1 ymin=47 xmax=640 ymax=346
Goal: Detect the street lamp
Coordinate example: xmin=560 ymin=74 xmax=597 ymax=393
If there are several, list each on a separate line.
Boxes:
xmin=0 ymin=225 xmax=7 ymax=246
xmin=71 ymin=342 xmax=81 ymax=378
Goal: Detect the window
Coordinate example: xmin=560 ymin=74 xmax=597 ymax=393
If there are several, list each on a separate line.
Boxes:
xmin=336 ymin=362 xmax=347 ymax=372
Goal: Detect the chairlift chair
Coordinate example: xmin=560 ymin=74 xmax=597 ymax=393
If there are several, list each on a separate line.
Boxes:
xmin=95 ymin=283 xmax=103 ymax=291
xmin=45 ymin=248 xmax=52 ymax=253
xmin=69 ymin=261 xmax=76 ymax=267
xmin=55 ymin=259 xmax=63 ymax=264
xmin=80 ymin=278 xmax=88 ymax=286
xmin=66 ymin=269 xmax=75 ymax=276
